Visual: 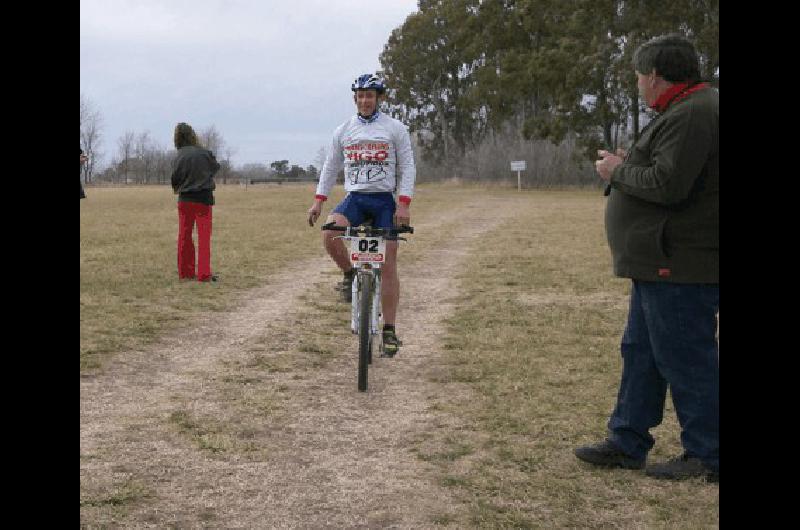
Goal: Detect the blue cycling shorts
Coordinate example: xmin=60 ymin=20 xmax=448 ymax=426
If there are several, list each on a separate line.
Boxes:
xmin=332 ymin=192 xmax=396 ymax=228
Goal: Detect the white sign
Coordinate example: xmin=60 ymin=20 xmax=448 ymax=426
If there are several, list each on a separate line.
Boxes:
xmin=510 ymin=160 xmax=527 ymax=171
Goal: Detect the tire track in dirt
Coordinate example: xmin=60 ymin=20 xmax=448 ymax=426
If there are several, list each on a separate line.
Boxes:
xmin=80 ymin=195 xmax=525 ymax=528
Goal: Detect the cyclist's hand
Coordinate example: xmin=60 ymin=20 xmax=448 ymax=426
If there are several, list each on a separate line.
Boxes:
xmin=394 ymin=203 xmax=410 ymax=227
xmin=307 ymin=201 xmax=322 ymax=227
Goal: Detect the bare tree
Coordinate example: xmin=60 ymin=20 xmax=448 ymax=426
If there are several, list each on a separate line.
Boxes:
xmin=221 ymin=146 xmax=237 ymax=185
xmin=135 ymin=131 xmax=156 ymax=183
xmin=199 ymin=124 xmax=225 ymax=156
xmin=314 ymin=145 xmax=328 ymax=170
xmin=240 ymin=163 xmax=269 ymax=185
xmin=153 ymin=149 xmax=176 ymax=185
xmin=103 ymin=156 xmax=120 ymax=184
xmin=117 ymin=131 xmax=135 ymax=184
xmin=80 ymin=94 xmax=103 ymax=185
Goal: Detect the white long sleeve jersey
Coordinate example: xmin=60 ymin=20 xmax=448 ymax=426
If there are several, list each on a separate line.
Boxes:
xmin=315 ymin=112 xmax=416 ymax=201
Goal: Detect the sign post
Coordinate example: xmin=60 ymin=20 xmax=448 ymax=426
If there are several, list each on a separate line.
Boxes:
xmin=510 ymin=160 xmax=527 ymax=191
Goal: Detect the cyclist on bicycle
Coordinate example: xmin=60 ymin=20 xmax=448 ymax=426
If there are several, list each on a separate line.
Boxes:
xmin=307 ymin=73 xmax=416 ymax=357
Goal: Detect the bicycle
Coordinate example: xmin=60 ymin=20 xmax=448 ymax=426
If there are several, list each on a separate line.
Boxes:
xmin=321 ymin=222 xmax=414 ymax=392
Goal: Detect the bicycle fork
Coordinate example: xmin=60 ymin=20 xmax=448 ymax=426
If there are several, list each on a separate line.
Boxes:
xmin=351 ymin=270 xmax=382 ymax=337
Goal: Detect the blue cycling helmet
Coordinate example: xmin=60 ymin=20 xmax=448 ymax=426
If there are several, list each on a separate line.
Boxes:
xmin=351 ymin=73 xmax=386 ymax=94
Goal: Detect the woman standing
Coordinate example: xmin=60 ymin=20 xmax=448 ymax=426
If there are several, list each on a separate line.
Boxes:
xmin=170 ymin=122 xmax=220 ymax=282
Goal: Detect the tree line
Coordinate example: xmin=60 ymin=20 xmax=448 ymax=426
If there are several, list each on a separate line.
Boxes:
xmin=82 ymin=1 xmax=717 ymax=188
xmin=79 ymin=96 xmax=318 ymax=186
xmin=379 ymin=0 xmax=718 ymax=184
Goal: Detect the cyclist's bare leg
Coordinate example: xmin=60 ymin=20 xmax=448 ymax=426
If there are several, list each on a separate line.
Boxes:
xmin=381 ymin=240 xmax=399 ymax=325
xmin=322 ymin=213 xmax=352 ymax=272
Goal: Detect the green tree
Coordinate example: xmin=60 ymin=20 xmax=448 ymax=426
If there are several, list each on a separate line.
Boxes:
xmin=270 ymin=160 xmax=289 ymax=175
xmin=380 ymin=0 xmax=718 ymax=162
xmin=287 ymin=165 xmax=306 ymax=180
xmin=381 ymin=0 xmax=482 ymax=166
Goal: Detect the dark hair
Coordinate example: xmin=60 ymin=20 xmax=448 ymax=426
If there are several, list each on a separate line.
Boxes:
xmin=633 ymin=34 xmax=701 ymax=83
xmin=173 ymin=122 xmax=199 ymax=149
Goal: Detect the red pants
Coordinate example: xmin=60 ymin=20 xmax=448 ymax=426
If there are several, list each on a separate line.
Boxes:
xmin=177 ymin=202 xmax=213 ymax=281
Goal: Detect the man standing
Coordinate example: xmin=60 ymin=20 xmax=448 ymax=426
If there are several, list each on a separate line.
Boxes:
xmin=307 ymin=73 xmax=416 ymax=357
xmin=574 ymin=34 xmax=719 ymax=482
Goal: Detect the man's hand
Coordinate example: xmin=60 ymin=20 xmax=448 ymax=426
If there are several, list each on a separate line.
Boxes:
xmin=394 ymin=203 xmax=410 ymax=226
xmin=595 ymin=149 xmax=624 ymax=182
xmin=307 ymin=200 xmax=323 ymax=227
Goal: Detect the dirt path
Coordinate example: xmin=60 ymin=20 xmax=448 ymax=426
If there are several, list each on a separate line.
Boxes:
xmin=80 ymin=195 xmax=524 ymax=528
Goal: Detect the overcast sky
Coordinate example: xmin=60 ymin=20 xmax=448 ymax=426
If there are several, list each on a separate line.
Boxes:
xmin=80 ymin=0 xmax=419 ymax=169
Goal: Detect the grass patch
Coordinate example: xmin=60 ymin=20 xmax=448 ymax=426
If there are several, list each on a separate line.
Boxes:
xmin=430 ymin=513 xmax=457 ymax=525
xmin=80 ymin=183 xmax=512 ymax=371
xmin=168 ymin=409 xmax=236 ymax=454
xmin=417 ymin=439 xmax=474 ymax=463
xmin=80 ymin=184 xmax=343 ymax=370
xmin=416 ymin=190 xmax=719 ymax=527
xmin=80 ymin=478 xmax=150 ymax=508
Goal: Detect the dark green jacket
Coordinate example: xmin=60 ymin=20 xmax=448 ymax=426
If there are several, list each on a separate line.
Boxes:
xmin=605 ymin=86 xmax=718 ymax=283
xmin=171 ymin=146 xmax=220 ymax=205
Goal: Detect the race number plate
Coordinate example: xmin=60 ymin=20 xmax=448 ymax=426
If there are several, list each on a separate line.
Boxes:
xmin=351 ymin=237 xmax=386 ymax=263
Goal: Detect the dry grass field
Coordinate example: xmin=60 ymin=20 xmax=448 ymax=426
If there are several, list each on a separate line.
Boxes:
xmin=80 ymin=184 xmax=718 ymax=527
xmin=80 ymin=184 xmax=343 ymax=369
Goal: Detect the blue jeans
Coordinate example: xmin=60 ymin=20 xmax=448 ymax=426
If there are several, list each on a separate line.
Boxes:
xmin=607 ymin=280 xmax=719 ymax=472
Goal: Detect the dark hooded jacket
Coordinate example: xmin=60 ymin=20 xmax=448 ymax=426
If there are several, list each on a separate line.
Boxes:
xmin=171 ymin=146 xmax=220 ymax=205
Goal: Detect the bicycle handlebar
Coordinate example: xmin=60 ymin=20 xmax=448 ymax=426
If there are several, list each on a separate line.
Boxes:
xmin=321 ymin=222 xmax=414 ymax=238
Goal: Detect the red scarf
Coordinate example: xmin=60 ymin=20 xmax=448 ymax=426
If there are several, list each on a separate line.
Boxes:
xmin=651 ymin=82 xmax=710 ymax=113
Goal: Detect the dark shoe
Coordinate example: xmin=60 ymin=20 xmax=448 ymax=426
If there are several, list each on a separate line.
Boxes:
xmin=335 ymin=270 xmax=355 ymax=303
xmin=646 ymin=453 xmax=718 ymax=482
xmin=199 ymin=274 xmax=219 ymax=283
xmin=574 ymin=439 xmax=645 ymax=470
xmin=380 ymin=329 xmax=403 ymax=357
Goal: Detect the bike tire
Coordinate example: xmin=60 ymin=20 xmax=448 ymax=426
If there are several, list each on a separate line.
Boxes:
xmin=357 ymin=272 xmax=373 ymax=392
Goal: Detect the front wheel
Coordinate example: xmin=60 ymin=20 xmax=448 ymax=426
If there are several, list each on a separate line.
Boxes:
xmin=357 ymin=272 xmax=373 ymax=392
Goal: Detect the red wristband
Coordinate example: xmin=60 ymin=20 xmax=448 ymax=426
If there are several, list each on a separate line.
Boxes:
xmin=315 ymin=194 xmax=327 ymax=201
xmin=398 ymin=195 xmax=412 ymax=205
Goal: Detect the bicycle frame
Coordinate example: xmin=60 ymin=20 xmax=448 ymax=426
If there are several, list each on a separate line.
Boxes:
xmin=352 ymin=266 xmax=381 ymax=339
xmin=330 ymin=226 xmax=385 ymax=339
xmin=322 ymin=222 xmax=413 ymax=391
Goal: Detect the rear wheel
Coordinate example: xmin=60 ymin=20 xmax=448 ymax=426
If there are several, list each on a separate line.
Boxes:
xmin=357 ymin=272 xmax=373 ymax=392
